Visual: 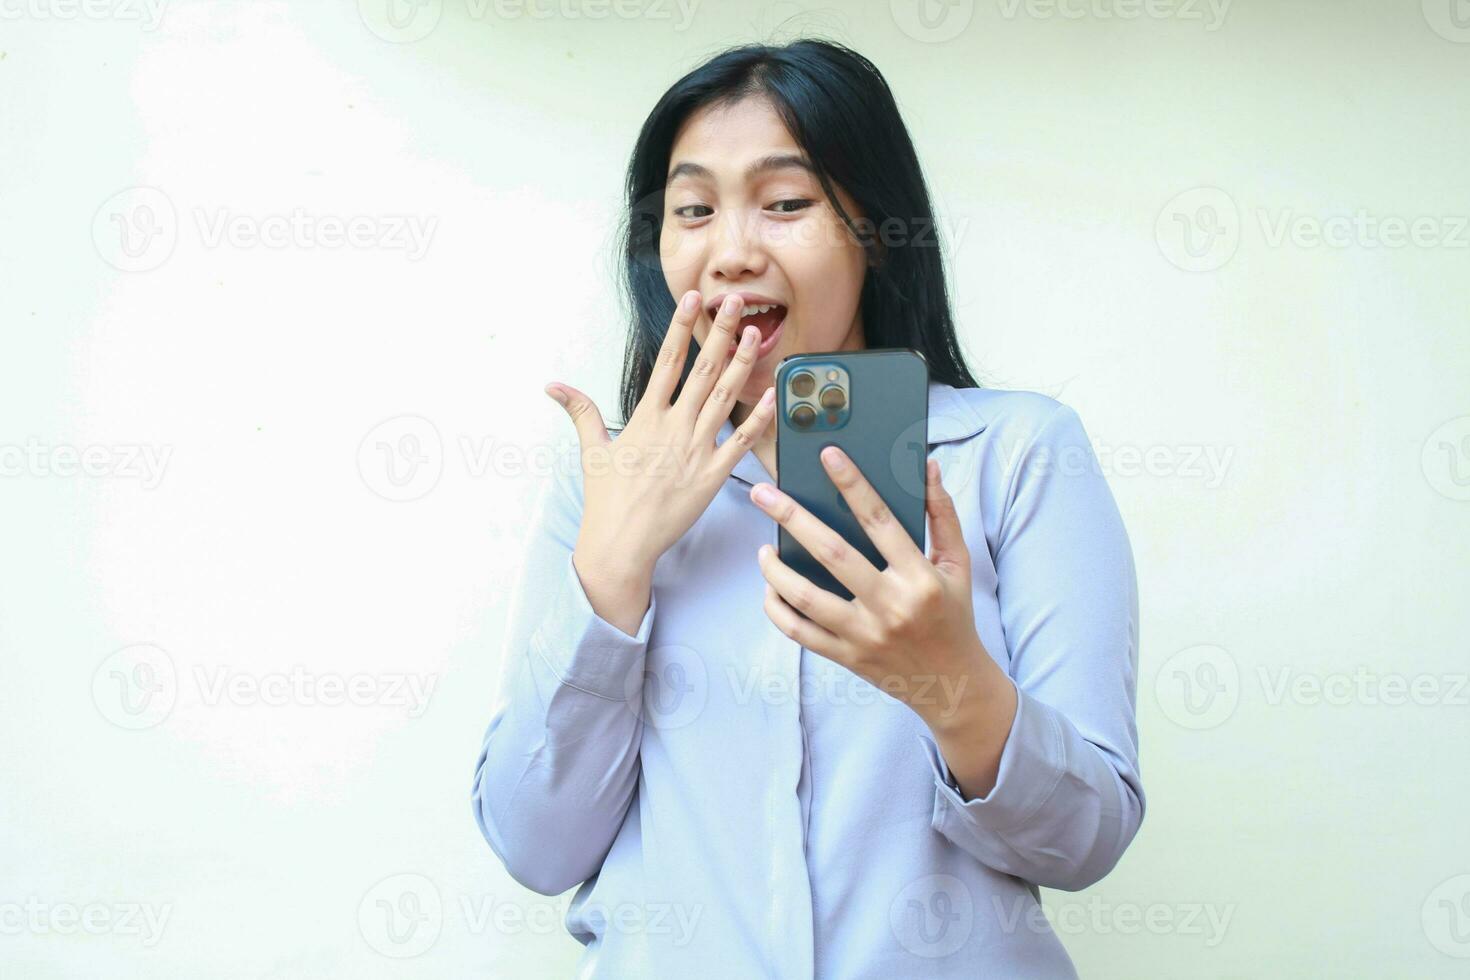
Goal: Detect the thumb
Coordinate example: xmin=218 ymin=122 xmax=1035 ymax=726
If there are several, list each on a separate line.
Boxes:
xmin=925 ymin=458 xmax=969 ymax=574
xmin=545 ymin=383 xmax=611 ymax=450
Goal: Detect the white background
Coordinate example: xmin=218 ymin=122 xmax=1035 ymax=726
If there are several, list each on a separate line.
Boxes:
xmin=2 ymin=0 xmax=1468 ymax=976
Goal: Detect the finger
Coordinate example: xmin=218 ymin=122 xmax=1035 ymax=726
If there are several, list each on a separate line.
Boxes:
xmin=749 ymin=482 xmax=883 ymax=600
xmin=819 ymin=446 xmax=927 ymax=575
xmin=925 ymin=457 xmax=971 ymax=573
xmin=764 ymin=583 xmax=850 ymax=663
xmin=644 ymin=290 xmax=701 ymax=408
xmin=692 ymin=323 xmax=761 ymax=443
xmin=711 ymin=386 xmax=776 ymax=473
xmin=545 ymin=382 xmax=611 ymax=450
xmin=674 ymin=293 xmax=744 ymax=416
xmin=756 ymin=543 xmax=850 ymax=634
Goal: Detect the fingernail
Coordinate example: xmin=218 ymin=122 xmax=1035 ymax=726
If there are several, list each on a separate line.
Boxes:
xmin=545 ymin=385 xmax=567 ymax=405
xmin=740 ymin=325 xmax=757 ymax=347
xmin=760 ymin=387 xmax=775 ymax=406
xmin=723 ymin=294 xmax=742 ymax=314
xmin=822 ymin=446 xmax=847 ymax=470
xmin=752 ymin=484 xmax=777 ymax=506
xmin=682 ymin=291 xmax=699 ymax=312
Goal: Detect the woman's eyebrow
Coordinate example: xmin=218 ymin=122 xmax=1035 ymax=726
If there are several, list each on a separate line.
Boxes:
xmin=665 ymin=153 xmax=815 ymax=187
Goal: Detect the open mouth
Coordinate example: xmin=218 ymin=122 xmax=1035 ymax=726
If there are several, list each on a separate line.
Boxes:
xmin=722 ymin=304 xmax=787 ymax=360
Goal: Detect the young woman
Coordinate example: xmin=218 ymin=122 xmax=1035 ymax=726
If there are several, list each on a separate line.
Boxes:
xmin=473 ymin=38 xmax=1143 ymax=978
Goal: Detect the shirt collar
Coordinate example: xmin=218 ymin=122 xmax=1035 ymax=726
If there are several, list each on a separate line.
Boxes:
xmin=718 ymin=381 xmax=988 ymax=487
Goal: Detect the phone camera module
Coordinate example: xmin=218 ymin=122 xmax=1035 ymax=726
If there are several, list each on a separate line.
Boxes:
xmin=781 ymin=362 xmax=849 ymax=433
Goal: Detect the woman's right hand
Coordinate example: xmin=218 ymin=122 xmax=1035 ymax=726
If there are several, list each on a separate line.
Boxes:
xmin=545 ymin=290 xmax=777 ymax=633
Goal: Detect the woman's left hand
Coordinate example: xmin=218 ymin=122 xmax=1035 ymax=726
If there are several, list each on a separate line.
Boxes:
xmin=749 ymin=447 xmax=994 ymax=730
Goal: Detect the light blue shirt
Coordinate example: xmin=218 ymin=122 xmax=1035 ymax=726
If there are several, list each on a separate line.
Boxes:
xmin=472 ymin=382 xmax=1144 ymax=977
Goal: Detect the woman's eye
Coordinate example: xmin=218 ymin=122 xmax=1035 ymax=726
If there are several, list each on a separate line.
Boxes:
xmin=670 ymin=200 xmax=811 ymax=219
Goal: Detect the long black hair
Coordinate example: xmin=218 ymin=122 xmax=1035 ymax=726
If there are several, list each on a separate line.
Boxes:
xmin=614 ymin=37 xmax=981 ymax=425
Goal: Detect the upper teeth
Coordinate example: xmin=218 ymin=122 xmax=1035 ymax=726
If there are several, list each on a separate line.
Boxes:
xmin=741 ymin=304 xmax=776 ymax=316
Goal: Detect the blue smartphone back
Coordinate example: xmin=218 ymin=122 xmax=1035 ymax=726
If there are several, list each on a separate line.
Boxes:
xmin=774 ymin=348 xmax=930 ymax=602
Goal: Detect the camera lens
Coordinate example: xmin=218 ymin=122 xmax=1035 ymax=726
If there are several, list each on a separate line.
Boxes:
xmin=790 ymin=371 xmax=815 ymax=397
xmin=818 ymin=385 xmax=846 ymax=411
xmin=791 ymin=404 xmax=816 ymax=429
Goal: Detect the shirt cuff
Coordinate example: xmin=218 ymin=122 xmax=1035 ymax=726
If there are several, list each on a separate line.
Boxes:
xmin=917 ymin=676 xmax=1066 ymax=836
xmin=528 ymin=552 xmax=656 ymax=701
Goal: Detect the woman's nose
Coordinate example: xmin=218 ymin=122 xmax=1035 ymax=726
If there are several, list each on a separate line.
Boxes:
xmin=709 ymin=209 xmax=768 ymax=280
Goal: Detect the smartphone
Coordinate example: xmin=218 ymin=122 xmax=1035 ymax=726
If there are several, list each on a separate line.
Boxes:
xmin=775 ymin=348 xmax=930 ymax=602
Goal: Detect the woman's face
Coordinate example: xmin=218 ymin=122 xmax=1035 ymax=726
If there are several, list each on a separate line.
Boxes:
xmin=659 ymin=96 xmax=869 ymax=406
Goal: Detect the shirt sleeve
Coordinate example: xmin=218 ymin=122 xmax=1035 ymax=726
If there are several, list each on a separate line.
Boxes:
xmin=916 ymin=402 xmax=1145 ymax=892
xmin=471 ymin=453 xmax=655 ymax=896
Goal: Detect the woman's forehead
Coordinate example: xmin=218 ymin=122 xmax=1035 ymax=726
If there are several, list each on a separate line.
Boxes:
xmin=667 ymin=99 xmax=800 ymax=173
